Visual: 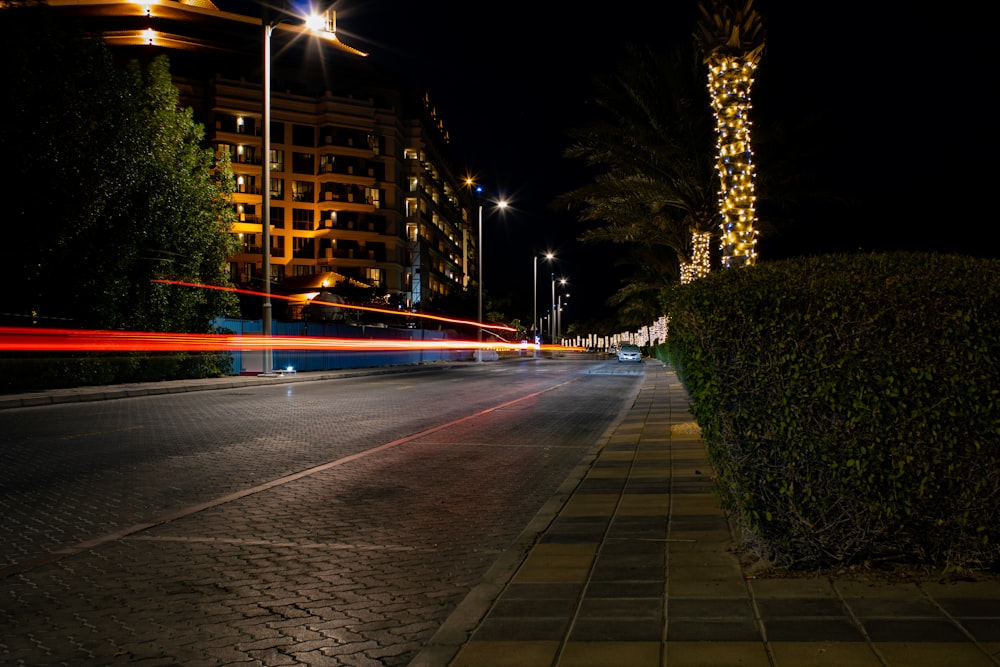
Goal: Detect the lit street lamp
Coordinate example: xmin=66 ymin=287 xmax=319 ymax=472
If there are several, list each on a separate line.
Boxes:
xmin=260 ymin=7 xmax=365 ymax=375
xmin=556 ymin=278 xmax=568 ymax=342
xmin=533 ymin=251 xmax=554 ymax=346
xmin=549 ymin=274 xmax=556 ymax=342
xmin=465 ymin=179 xmax=508 ymax=360
xmin=467 ymin=182 xmax=508 ymax=362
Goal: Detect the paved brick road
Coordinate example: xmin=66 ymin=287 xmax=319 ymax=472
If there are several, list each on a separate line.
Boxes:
xmin=0 ymin=360 xmax=642 ymax=665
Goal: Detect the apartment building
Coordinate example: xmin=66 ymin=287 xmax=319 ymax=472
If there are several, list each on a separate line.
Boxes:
xmin=44 ymin=0 xmax=477 ymax=316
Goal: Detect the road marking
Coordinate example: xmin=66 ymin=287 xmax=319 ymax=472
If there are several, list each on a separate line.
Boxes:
xmin=126 ymin=535 xmax=433 ymax=551
xmin=57 ymin=425 xmax=144 ymax=441
xmin=1 ymin=376 xmax=579 ymax=579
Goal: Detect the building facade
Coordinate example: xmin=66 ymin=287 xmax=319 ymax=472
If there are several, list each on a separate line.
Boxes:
xmin=45 ymin=0 xmax=478 ymax=316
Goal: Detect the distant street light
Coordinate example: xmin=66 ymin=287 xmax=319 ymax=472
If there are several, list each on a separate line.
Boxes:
xmin=549 ymin=274 xmax=556 ymax=342
xmin=260 ymin=6 xmax=365 ymax=376
xmin=557 ymin=278 xmax=569 ymax=342
xmin=534 ymin=252 xmax=554 ymax=346
xmin=466 ymin=179 xmax=508 ymax=362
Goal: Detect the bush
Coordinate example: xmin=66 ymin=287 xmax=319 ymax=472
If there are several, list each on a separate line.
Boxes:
xmin=0 ymin=351 xmax=233 ymax=393
xmin=665 ymin=252 xmax=1000 ymax=571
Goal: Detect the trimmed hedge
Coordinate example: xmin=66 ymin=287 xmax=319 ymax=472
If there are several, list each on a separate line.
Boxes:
xmin=665 ymin=252 xmax=1000 ymax=571
xmin=0 ymin=351 xmax=233 ymax=393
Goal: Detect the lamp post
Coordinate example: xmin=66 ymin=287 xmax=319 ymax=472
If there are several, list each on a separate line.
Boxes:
xmin=549 ymin=274 xmax=556 ymax=343
xmin=260 ymin=7 xmax=365 ymax=376
xmin=556 ymin=294 xmax=562 ymax=342
xmin=467 ymin=180 xmax=507 ymax=362
xmin=556 ymin=278 xmax=568 ymax=342
xmin=260 ymin=16 xmax=275 ymax=376
xmin=476 ymin=194 xmax=482 ymax=362
xmin=533 ymin=252 xmax=554 ymax=346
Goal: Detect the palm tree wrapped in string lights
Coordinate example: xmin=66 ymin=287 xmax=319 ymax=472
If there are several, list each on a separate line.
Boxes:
xmin=695 ymin=0 xmax=765 ymax=268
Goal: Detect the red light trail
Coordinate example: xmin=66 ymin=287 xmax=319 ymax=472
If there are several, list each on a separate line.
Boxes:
xmin=0 ymin=327 xmax=581 ymax=353
xmin=152 ymin=280 xmax=517 ymax=332
xmin=0 ymin=281 xmax=587 ymax=353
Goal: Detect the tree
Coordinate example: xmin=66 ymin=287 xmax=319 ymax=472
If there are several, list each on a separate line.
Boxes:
xmin=557 ymin=43 xmax=719 ymax=298
xmin=695 ymin=0 xmax=766 ymax=268
xmin=0 ymin=6 xmax=238 ymax=333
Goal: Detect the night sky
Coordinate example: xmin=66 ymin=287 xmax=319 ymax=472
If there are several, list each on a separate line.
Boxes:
xmin=336 ymin=1 xmax=995 ymax=326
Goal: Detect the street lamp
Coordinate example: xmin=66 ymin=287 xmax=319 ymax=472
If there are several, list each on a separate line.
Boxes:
xmin=556 ymin=278 xmax=568 ymax=342
xmin=533 ymin=251 xmax=554 ymax=346
xmin=549 ymin=273 xmax=557 ymax=342
xmin=467 ymin=180 xmax=508 ymax=362
xmin=260 ymin=6 xmax=365 ymax=376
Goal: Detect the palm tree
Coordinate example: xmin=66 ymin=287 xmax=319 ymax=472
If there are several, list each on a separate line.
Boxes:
xmin=558 ymin=44 xmax=718 ymax=286
xmin=695 ymin=0 xmax=766 ymax=268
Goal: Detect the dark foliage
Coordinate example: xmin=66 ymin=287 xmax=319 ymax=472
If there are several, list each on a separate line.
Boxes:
xmin=666 ymin=253 xmax=1000 ymax=571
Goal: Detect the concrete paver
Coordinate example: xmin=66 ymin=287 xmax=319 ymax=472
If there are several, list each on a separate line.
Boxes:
xmin=417 ymin=362 xmax=1000 ymax=667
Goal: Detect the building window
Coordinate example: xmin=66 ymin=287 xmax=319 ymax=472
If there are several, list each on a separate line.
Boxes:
xmin=292 ymin=238 xmax=316 ymax=260
xmin=237 ymin=144 xmax=258 ymax=164
xmin=292 ymin=152 xmax=314 ymax=174
xmin=237 ymin=175 xmax=258 ymax=194
xmin=239 ymin=203 xmax=257 ymax=223
xmin=292 ymin=209 xmax=314 ymax=230
xmin=216 ymin=114 xmax=256 ymax=135
xmin=270 ymin=178 xmax=284 ymax=200
xmin=242 ymin=233 xmax=258 ymax=254
xmin=291 ymin=124 xmax=313 ymax=147
xmin=292 ymin=181 xmax=314 ymax=203
xmin=270 ymin=206 xmax=284 ymax=229
xmin=271 ymin=235 xmax=285 ymax=258
xmin=270 ymin=121 xmax=284 ymax=144
xmin=269 ymin=149 xmax=284 ymax=173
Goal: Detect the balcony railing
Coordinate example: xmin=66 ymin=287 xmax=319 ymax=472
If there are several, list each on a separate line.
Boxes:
xmin=319 ymin=247 xmax=385 ymax=261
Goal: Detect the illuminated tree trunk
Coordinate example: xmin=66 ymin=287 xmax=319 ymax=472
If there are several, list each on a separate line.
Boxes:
xmin=696 ymin=0 xmax=765 ymax=269
xmin=707 ymin=53 xmax=760 ymax=267
xmin=680 ymin=230 xmax=713 ymax=283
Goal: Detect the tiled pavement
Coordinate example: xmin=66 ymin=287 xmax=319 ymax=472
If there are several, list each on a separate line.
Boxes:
xmin=412 ymin=363 xmax=1000 ymax=667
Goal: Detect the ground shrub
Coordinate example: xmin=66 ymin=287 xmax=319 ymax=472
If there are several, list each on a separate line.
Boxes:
xmin=665 ymin=252 xmax=1000 ymax=571
xmin=0 ymin=351 xmax=233 ymax=393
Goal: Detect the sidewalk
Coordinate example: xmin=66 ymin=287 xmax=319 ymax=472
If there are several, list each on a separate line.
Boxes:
xmin=411 ymin=363 xmax=1000 ymax=667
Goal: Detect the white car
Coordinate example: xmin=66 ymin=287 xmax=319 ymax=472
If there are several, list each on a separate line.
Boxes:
xmin=617 ymin=344 xmax=642 ymax=362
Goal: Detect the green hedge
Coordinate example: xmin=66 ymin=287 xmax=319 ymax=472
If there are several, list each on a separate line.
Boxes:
xmin=0 ymin=351 xmax=233 ymax=393
xmin=665 ymin=252 xmax=1000 ymax=571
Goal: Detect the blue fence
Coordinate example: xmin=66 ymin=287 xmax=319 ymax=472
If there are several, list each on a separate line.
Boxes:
xmin=213 ymin=318 xmax=473 ymax=374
